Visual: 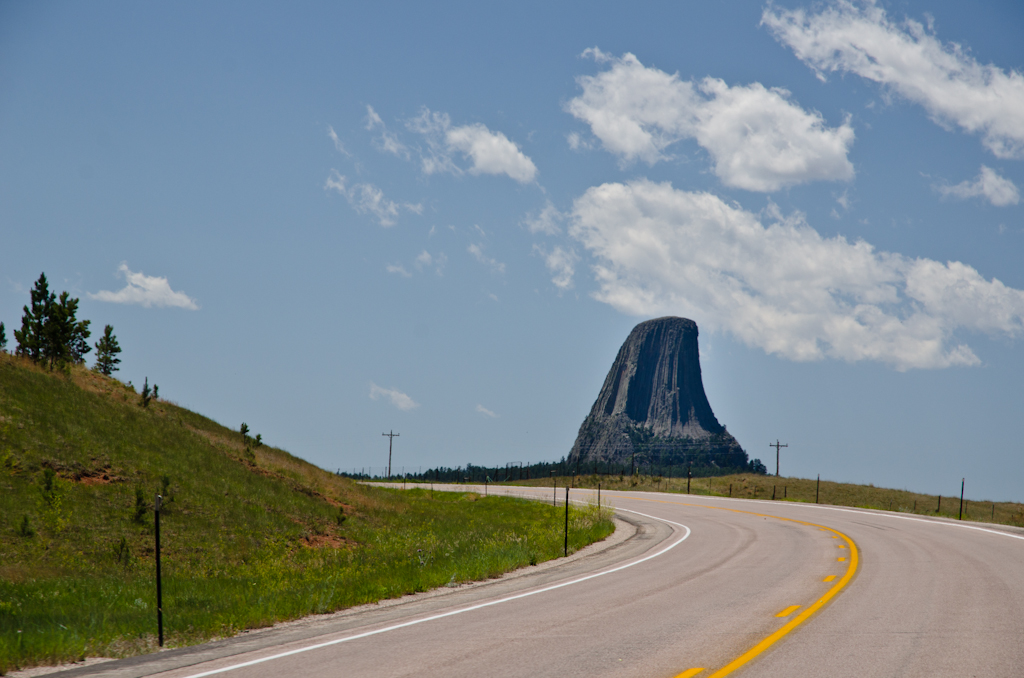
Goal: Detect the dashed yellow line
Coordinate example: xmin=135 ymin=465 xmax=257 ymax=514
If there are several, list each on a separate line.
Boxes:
xmin=675 ymin=669 xmax=705 ymax=677
xmin=823 ymin=575 xmax=836 ymax=582
xmin=838 ymin=557 xmax=846 ymax=562
xmin=775 ymin=605 xmax=801 ymax=618
xmin=614 ymin=495 xmax=860 ymax=678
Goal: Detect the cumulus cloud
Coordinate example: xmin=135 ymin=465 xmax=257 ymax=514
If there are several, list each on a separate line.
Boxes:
xmin=566 ymin=49 xmax=854 ymax=191
xmin=937 ymin=166 xmax=1020 ymax=206
xmin=369 ymin=382 xmax=419 ymax=411
xmin=365 ymin=105 xmax=409 ymax=158
xmin=534 ymin=244 xmax=579 ymax=290
xmin=90 ymin=263 xmax=198 ymax=310
xmin=763 ymin=0 xmax=1024 ymax=158
xmin=325 ymin=170 xmax=421 ymax=227
xmin=569 ymin=179 xmax=1024 ymax=370
xmin=468 ymin=243 xmax=506 ymax=274
xmin=475 ymin=404 xmax=499 ymax=418
xmin=407 ymin=108 xmax=537 ymax=183
xmin=524 ymin=201 xmax=565 ymax=235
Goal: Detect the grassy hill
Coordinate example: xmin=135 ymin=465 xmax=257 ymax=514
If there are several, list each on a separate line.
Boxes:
xmin=515 ymin=471 xmax=1024 ymax=526
xmin=0 ymin=354 xmax=612 ymax=674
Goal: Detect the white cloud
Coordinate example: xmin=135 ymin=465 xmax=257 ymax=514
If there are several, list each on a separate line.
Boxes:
xmin=365 ymin=105 xmax=409 ymax=158
xmin=446 ymin=124 xmax=538 ymax=183
xmin=90 ymin=263 xmax=198 ymax=310
xmin=533 ymin=244 xmax=579 ymax=290
xmin=763 ymin=0 xmax=1024 ymax=159
xmin=327 ymin=126 xmax=350 ymax=156
xmin=524 ymin=201 xmax=564 ymax=235
xmin=565 ymin=49 xmax=854 ymax=191
xmin=407 ymin=107 xmax=537 ymax=183
xmin=468 ymin=243 xmax=506 ymax=274
xmin=325 ymin=170 xmax=421 ymax=227
xmin=415 ymin=250 xmax=447 ymax=275
xmin=475 ymin=404 xmax=499 ymax=418
xmin=937 ymin=166 xmax=1020 ymax=207
xmin=386 ymin=264 xmax=411 ymax=277
xmin=569 ymin=179 xmax=1024 ymax=370
xmin=369 ymin=382 xmax=419 ymax=411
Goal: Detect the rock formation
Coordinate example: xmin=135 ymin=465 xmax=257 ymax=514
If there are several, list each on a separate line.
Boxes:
xmin=568 ymin=317 xmax=748 ymax=473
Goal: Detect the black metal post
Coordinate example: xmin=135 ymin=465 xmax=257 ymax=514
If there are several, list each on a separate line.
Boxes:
xmin=154 ymin=494 xmax=164 ymax=647
xmin=816 ymin=474 xmax=820 ymax=504
xmin=551 ymin=470 xmax=556 ymax=506
xmin=564 ymin=486 xmax=570 ymax=557
xmin=598 ymin=483 xmax=601 ymax=510
xmin=687 ymin=465 xmax=691 ymax=494
xmin=729 ymin=483 xmax=732 ymax=497
xmin=959 ymin=478 xmax=965 ymax=520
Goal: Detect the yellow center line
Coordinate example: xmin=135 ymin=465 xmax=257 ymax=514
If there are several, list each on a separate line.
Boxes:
xmin=838 ymin=544 xmax=846 ymax=548
xmin=775 ymin=605 xmax=801 ymax=618
xmin=823 ymin=575 xmax=836 ymax=582
xmin=838 ymin=557 xmax=846 ymax=561
xmin=613 ymin=495 xmax=860 ymax=678
xmin=675 ymin=669 xmax=705 ymax=678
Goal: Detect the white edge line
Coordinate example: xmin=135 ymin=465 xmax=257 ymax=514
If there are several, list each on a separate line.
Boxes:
xmin=179 ymin=505 xmax=689 ymax=678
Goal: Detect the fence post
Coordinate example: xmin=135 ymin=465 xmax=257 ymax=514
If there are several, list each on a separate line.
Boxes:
xmin=598 ymin=483 xmax=601 ymax=510
xmin=564 ymin=485 xmax=570 ymax=557
xmin=154 ymin=494 xmax=164 ymax=648
xmin=959 ymin=479 xmax=965 ymax=520
xmin=816 ymin=474 xmax=820 ymax=504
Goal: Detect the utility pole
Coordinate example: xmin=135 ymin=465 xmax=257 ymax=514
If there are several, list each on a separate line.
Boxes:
xmin=382 ymin=431 xmax=399 ymax=480
xmin=769 ymin=440 xmax=788 ymax=477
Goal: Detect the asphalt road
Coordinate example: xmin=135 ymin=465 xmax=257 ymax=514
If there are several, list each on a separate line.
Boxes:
xmin=44 ymin=484 xmax=1024 ymax=678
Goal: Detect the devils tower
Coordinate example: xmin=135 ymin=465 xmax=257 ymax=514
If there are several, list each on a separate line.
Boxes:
xmin=569 ymin=317 xmax=749 ymax=474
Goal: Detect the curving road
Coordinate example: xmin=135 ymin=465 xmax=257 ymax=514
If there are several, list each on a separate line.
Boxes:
xmin=48 ymin=485 xmax=1024 ymax=678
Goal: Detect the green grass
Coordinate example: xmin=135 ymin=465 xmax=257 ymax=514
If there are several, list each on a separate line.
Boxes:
xmin=0 ymin=355 xmax=613 ymax=674
xmin=514 ymin=472 xmax=1024 ymax=526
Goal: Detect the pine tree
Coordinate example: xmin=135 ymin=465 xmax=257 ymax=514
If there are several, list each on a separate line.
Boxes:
xmin=93 ymin=325 xmax=122 ymax=375
xmin=13 ymin=273 xmax=91 ymax=368
xmin=14 ymin=273 xmax=53 ymax=361
xmin=140 ymin=377 xmax=152 ymax=408
xmin=43 ymin=292 xmax=91 ymax=369
xmin=0 ymin=321 xmax=6 ymax=352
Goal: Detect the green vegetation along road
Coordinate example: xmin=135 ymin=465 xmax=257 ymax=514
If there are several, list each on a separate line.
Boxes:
xmin=0 ymin=355 xmax=613 ymax=674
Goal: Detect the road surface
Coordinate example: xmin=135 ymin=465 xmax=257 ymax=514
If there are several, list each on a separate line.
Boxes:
xmin=41 ymin=484 xmax=1024 ymax=677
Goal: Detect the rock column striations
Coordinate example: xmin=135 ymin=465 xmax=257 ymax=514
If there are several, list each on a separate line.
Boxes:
xmin=569 ymin=317 xmax=748 ymax=473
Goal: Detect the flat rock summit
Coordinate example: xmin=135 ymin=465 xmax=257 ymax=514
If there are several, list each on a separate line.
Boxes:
xmin=569 ymin=317 xmax=750 ymax=473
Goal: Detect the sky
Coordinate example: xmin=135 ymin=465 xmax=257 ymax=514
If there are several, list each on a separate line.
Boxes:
xmin=2 ymin=0 xmax=1023 ymax=501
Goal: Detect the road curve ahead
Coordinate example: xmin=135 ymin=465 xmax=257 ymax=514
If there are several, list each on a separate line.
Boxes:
xmin=54 ymin=485 xmax=1024 ymax=678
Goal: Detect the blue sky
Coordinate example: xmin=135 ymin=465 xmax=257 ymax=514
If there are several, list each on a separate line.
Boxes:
xmin=2 ymin=0 xmax=1023 ymax=501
